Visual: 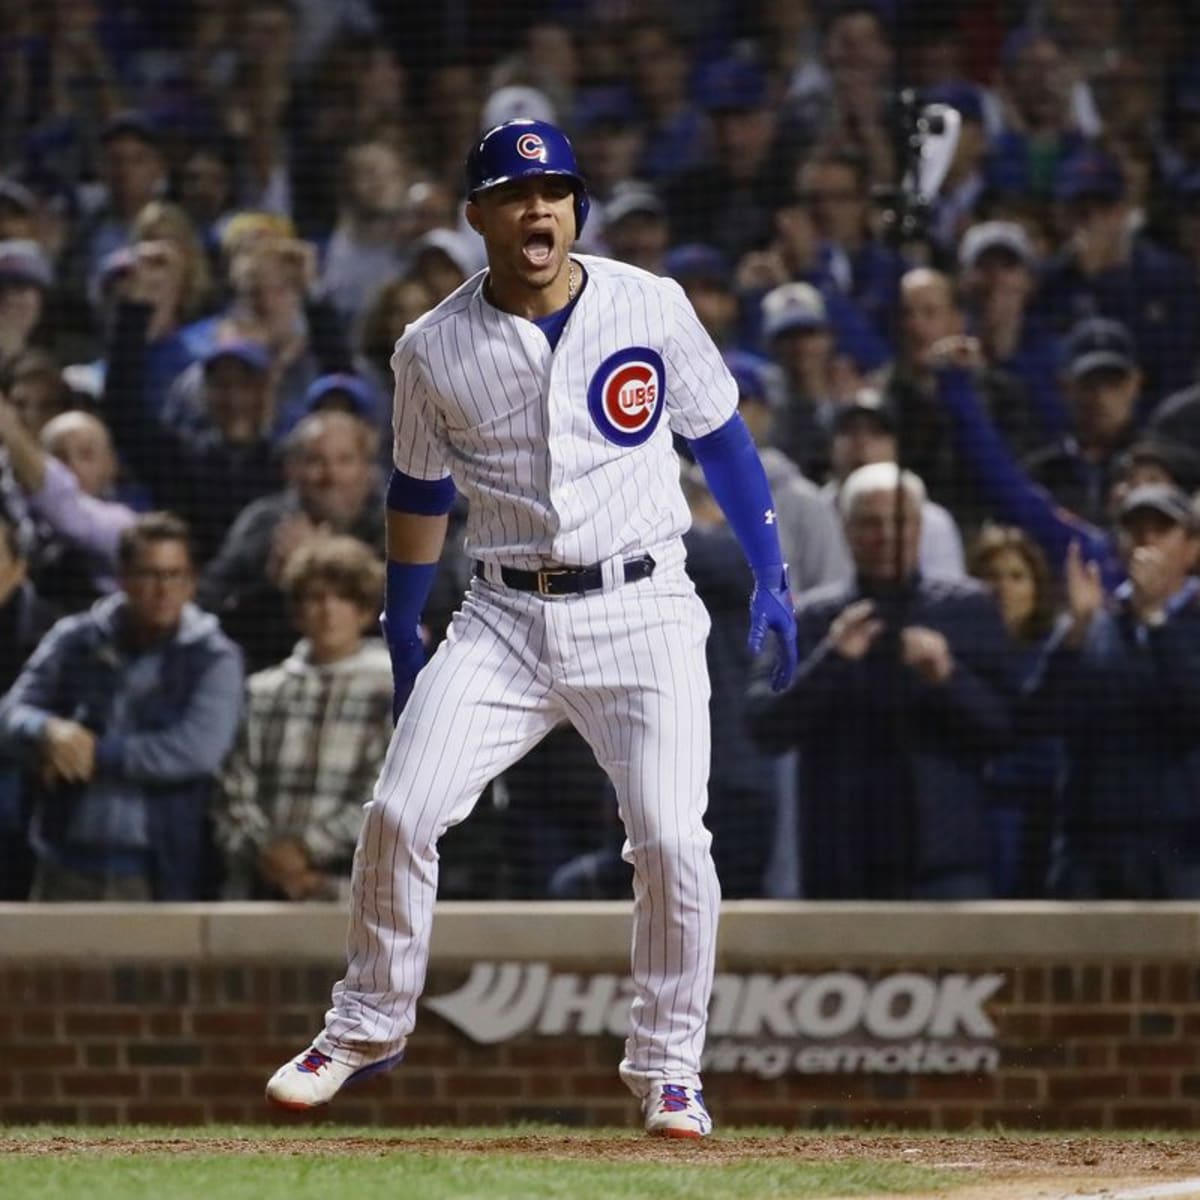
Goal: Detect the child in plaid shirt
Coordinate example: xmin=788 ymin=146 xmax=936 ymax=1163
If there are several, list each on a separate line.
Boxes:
xmin=216 ymin=536 xmax=393 ymax=900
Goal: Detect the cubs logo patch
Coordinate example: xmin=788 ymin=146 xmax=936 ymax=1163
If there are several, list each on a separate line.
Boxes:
xmin=516 ymin=132 xmax=547 ymax=162
xmin=587 ymin=347 xmax=666 ymax=447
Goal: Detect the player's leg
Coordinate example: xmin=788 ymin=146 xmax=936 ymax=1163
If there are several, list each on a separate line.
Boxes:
xmin=553 ymin=568 xmax=719 ymax=1136
xmin=267 ymin=583 xmax=561 ymax=1108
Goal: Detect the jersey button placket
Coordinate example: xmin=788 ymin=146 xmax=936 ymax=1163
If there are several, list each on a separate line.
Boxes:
xmin=543 ymin=328 xmax=576 ymax=564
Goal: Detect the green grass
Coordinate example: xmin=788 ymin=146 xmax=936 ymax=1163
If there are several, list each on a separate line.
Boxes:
xmin=0 ymin=1127 xmax=965 ymax=1200
xmin=2 ymin=1153 xmax=957 ymax=1200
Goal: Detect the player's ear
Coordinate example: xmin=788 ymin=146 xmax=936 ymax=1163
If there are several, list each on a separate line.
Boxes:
xmin=465 ymin=201 xmax=483 ymax=235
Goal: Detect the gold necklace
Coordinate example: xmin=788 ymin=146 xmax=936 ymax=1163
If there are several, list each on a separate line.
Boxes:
xmin=567 ymin=260 xmax=577 ymax=301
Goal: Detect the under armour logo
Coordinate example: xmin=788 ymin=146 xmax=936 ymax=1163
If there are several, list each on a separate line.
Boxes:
xmin=764 ymin=509 xmax=776 ymax=525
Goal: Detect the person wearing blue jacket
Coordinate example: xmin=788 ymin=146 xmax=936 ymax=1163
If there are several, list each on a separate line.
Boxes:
xmin=0 ymin=512 xmax=244 ymax=900
xmin=746 ymin=463 xmax=1015 ymax=899
xmin=1033 ymin=486 xmax=1200 ymax=898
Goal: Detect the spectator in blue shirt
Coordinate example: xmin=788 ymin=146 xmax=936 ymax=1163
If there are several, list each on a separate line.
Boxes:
xmin=0 ymin=512 xmax=243 ymax=900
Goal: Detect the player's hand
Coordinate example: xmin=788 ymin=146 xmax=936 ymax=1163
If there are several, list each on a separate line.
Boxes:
xmin=900 ymin=626 xmax=954 ymax=686
xmin=380 ymin=614 xmax=427 ymax=721
xmin=748 ymin=566 xmax=798 ymax=692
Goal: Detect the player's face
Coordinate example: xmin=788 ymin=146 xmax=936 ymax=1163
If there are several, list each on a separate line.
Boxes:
xmin=467 ymin=177 xmax=576 ymax=291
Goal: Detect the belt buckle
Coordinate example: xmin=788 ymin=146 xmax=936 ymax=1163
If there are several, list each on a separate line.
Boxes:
xmin=537 ymin=567 xmax=567 ymax=595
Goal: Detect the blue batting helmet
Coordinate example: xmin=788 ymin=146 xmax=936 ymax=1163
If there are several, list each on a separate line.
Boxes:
xmin=465 ymin=119 xmax=590 ymax=237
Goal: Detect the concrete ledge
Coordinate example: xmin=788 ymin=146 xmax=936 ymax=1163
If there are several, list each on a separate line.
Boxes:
xmin=2 ymin=901 xmax=1200 ymax=963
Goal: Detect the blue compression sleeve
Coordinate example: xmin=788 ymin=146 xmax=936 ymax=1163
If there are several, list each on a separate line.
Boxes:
xmin=387 ymin=467 xmax=456 ymax=516
xmin=686 ymin=414 xmax=785 ymax=581
xmin=386 ymin=561 xmax=437 ymax=641
xmin=384 ymin=468 xmax=452 ymax=638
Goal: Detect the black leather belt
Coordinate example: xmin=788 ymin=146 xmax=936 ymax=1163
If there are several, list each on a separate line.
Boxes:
xmin=477 ymin=554 xmax=656 ymax=596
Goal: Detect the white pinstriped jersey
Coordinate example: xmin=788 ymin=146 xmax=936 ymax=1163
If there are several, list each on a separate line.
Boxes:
xmin=390 ymin=253 xmax=739 ymax=570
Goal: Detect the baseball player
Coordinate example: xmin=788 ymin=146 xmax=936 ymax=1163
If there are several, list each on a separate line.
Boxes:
xmin=266 ymin=119 xmax=797 ymax=1137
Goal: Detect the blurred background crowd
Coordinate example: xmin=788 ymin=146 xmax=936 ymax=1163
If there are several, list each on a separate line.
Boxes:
xmin=2 ymin=0 xmax=1200 ymax=905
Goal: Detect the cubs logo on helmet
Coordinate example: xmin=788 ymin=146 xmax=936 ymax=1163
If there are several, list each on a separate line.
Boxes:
xmin=465 ymin=119 xmax=591 ymax=236
xmin=515 ymin=132 xmax=547 ymax=162
xmin=587 ymin=347 xmax=666 ymax=447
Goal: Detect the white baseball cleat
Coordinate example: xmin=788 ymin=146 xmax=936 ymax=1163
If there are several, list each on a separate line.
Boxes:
xmin=643 ymin=1083 xmax=713 ymax=1138
xmin=265 ymin=1044 xmax=405 ymax=1110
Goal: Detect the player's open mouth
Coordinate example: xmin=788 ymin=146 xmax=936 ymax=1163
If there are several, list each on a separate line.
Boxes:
xmin=523 ymin=232 xmax=554 ymax=267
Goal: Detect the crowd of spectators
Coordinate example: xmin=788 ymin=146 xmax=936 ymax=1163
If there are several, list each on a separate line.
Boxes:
xmin=2 ymin=0 xmax=1200 ymax=902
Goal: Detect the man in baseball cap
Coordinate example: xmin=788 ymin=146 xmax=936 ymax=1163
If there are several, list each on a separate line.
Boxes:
xmin=958 ymin=221 xmax=1035 ymax=273
xmin=663 ymin=56 xmax=783 ymax=259
xmin=665 ymin=244 xmax=737 ymax=347
xmin=1064 ymin=317 xmax=1138 ymax=381
xmin=601 ymin=182 xmax=668 ymax=273
xmin=1037 ymin=145 xmax=1200 ymax=404
xmin=1118 ymin=483 xmax=1200 ymax=537
xmin=759 ymin=282 xmax=837 ymax=477
xmin=1049 ymin=478 xmax=1200 ymax=898
xmin=0 ymin=180 xmax=38 ymax=242
xmin=0 ymin=240 xmax=54 ymax=369
xmin=571 ymin=91 xmax=644 ymax=254
xmin=1023 ymin=317 xmax=1143 ymax=526
xmin=957 ymin=220 xmax=1067 ymax=440
xmin=0 ymin=239 xmax=53 ymax=291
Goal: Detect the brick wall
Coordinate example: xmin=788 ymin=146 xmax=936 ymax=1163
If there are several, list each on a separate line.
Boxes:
xmin=2 ymin=957 xmax=1199 ymax=1129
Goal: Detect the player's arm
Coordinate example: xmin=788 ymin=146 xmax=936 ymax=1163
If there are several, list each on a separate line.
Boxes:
xmin=685 ymin=412 xmax=798 ymax=691
xmin=382 ymin=470 xmax=455 ymax=720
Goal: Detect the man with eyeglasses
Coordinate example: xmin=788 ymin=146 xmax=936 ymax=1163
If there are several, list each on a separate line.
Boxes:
xmin=0 ymin=512 xmax=243 ymax=900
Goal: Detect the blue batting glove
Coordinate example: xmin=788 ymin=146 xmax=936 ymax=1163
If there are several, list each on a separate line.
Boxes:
xmin=380 ymin=613 xmax=428 ymax=722
xmin=748 ymin=565 xmax=798 ymax=692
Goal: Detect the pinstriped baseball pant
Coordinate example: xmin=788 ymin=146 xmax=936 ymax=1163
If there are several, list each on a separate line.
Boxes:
xmin=316 ymin=562 xmax=719 ymax=1095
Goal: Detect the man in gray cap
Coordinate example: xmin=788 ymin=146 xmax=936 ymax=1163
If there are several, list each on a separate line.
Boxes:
xmin=760 ymin=280 xmax=845 ymax=478
xmin=600 ymin=183 xmax=669 ymax=274
xmin=1037 ymin=483 xmax=1200 ymax=897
